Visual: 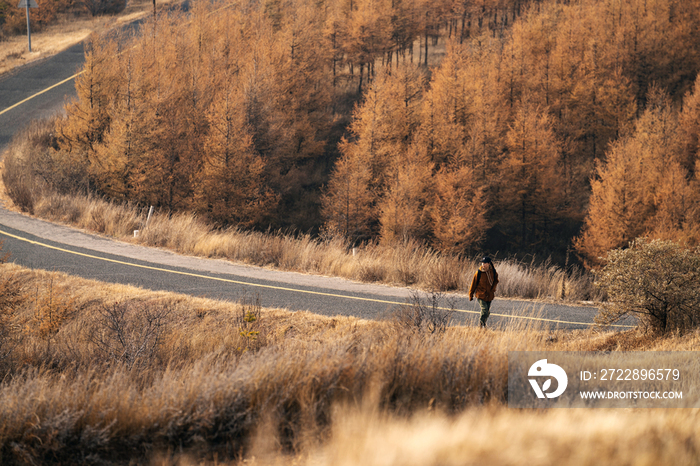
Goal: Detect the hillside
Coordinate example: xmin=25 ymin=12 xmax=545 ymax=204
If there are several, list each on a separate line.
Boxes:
xmin=2 ymin=2 xmax=700 ymax=464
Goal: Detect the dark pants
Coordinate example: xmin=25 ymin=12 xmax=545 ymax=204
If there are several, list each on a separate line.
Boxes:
xmin=478 ymin=299 xmax=491 ymax=327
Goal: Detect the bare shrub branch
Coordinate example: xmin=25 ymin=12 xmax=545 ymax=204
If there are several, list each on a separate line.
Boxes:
xmin=89 ymin=301 xmax=170 ymax=368
xmin=596 ymin=238 xmax=700 ymax=334
xmin=392 ymin=291 xmax=454 ymax=334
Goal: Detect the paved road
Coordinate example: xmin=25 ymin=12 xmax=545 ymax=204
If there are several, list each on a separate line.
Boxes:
xmin=0 ymin=41 xmax=83 ymax=153
xmin=0 ymin=207 xmax=609 ymax=329
xmin=0 ymin=29 xmax=620 ymax=330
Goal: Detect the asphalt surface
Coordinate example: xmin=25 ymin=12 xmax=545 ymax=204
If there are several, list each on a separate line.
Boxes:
xmin=0 ymin=207 xmax=611 ymax=330
xmin=0 ymin=41 xmax=83 ymax=153
xmin=0 ymin=28 xmax=620 ymax=331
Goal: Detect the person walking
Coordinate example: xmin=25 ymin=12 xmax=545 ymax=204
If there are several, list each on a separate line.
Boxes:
xmin=468 ymin=257 xmax=499 ymax=328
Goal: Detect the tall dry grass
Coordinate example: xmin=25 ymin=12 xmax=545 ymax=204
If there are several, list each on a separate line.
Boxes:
xmin=285 ymin=406 xmax=700 ymax=466
xmin=0 ymin=261 xmax=695 ymax=464
xmin=39 ymin=192 xmax=603 ymax=299
xmin=11 ymin=186 xmax=603 ymax=301
xmin=496 ymin=257 xmax=602 ymax=301
xmin=149 ymin=405 xmax=700 ymax=465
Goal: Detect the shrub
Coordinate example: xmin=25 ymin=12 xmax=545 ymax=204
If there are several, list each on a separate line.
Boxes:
xmin=89 ymin=301 xmax=170 ymax=368
xmin=2 ymin=118 xmax=88 ymax=214
xmin=596 ymin=238 xmax=700 ymax=334
xmin=1 ymin=149 xmax=37 ymax=214
xmin=392 ymin=292 xmax=454 ymax=334
xmin=235 ymin=294 xmax=266 ymax=354
xmin=29 ymin=278 xmax=75 ymax=342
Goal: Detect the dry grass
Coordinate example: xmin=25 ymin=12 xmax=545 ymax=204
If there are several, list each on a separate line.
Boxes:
xmin=34 ymin=192 xmax=142 ymax=236
xmin=75 ymin=192 xmax=605 ymax=299
xmin=1 ymin=10 xmax=696 ymax=465
xmin=15 ymin=186 xmax=604 ymax=300
xmin=283 ymin=407 xmax=700 ymax=466
xmin=148 ymin=406 xmax=700 ymax=465
xmin=497 ymin=258 xmax=604 ymax=302
xmin=0 ymin=259 xmax=697 ymax=464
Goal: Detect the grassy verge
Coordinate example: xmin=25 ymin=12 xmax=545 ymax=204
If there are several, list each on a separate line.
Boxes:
xmin=0 ymin=260 xmax=697 ymax=464
xmin=19 ymin=188 xmax=603 ymax=299
xmin=292 ymin=407 xmax=700 ymax=466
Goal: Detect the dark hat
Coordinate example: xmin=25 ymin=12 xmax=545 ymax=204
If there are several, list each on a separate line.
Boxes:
xmin=480 ymin=256 xmax=492 ymax=263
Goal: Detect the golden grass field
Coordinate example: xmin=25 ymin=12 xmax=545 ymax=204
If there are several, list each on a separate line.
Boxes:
xmin=0 ymin=258 xmax=698 ymax=465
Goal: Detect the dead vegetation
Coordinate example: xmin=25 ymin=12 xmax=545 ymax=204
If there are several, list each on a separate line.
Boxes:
xmin=0 ymin=259 xmax=697 ymax=464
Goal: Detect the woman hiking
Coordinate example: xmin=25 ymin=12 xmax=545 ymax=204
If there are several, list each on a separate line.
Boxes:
xmin=468 ymin=257 xmax=499 ymax=328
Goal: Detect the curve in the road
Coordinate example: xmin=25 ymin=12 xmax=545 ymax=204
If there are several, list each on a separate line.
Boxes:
xmin=0 ymin=214 xmax=632 ymax=330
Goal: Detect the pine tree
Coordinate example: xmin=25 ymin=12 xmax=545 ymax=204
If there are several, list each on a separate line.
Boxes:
xmin=499 ymin=103 xmax=565 ymax=249
xmin=429 ymin=164 xmax=487 ymax=254
xmin=378 ymin=146 xmax=433 ymax=245
xmin=322 ymin=142 xmax=375 ymax=239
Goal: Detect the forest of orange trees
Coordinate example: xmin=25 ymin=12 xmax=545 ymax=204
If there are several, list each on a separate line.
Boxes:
xmin=50 ymin=0 xmax=700 ymax=265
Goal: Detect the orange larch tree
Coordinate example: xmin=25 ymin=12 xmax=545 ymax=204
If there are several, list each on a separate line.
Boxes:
xmin=499 ymin=102 xmax=566 ymax=249
xmin=321 ymin=144 xmax=375 ymax=239
xmin=323 ymin=64 xmax=425 ymax=240
xmin=56 ymin=33 xmax=120 ymax=185
xmin=575 ymin=87 xmax=700 ymax=265
xmin=429 ymin=163 xmax=487 ymax=254
xmin=378 ymin=145 xmax=433 ymax=245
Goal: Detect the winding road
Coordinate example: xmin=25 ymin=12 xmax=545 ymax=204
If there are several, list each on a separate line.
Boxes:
xmin=0 ymin=30 xmax=621 ymax=330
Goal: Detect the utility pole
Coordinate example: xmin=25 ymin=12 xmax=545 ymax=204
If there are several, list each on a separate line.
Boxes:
xmin=17 ymin=0 xmax=38 ymax=52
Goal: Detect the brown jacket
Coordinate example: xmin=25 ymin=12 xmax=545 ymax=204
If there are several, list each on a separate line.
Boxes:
xmin=468 ymin=266 xmax=499 ymax=302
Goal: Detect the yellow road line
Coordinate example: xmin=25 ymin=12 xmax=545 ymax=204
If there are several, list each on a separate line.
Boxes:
xmin=0 ymin=1 xmax=237 ymax=117
xmin=0 ymin=227 xmax=633 ymax=329
xmin=0 ymin=72 xmax=84 ymax=117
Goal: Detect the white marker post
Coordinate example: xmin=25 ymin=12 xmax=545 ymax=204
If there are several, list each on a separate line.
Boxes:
xmin=17 ymin=0 xmax=39 ymax=52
